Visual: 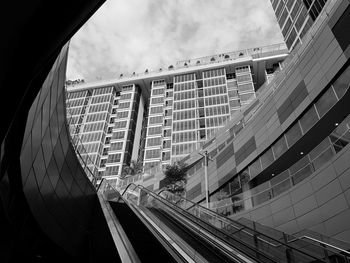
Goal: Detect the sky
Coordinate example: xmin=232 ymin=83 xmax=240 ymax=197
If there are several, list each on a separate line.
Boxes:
xmin=66 ymin=0 xmax=284 ymax=82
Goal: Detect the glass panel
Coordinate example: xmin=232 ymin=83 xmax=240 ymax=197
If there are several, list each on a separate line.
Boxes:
xmin=272 ymin=178 xmax=292 ymax=196
xmin=331 ymin=130 xmax=350 ymax=153
xmin=292 ymin=164 xmax=313 ymax=185
xmin=312 ymin=147 xmax=334 ymax=170
xmin=299 ymin=106 xmax=319 ymax=134
xmin=315 ymin=87 xmax=337 ymax=117
xmin=285 ymin=122 xmax=302 ymax=147
xmin=260 ymin=148 xmax=274 ymax=169
xmin=289 ymin=155 xmax=310 ymax=175
xmin=272 ymin=136 xmax=288 ymax=159
xmin=309 ymin=137 xmax=331 ymax=161
xmin=333 ymin=65 xmax=350 ymax=99
xmin=249 ymin=159 xmax=262 ymax=179
xmin=252 ymin=190 xmax=272 ymax=206
xmin=270 ymin=170 xmax=290 ymax=186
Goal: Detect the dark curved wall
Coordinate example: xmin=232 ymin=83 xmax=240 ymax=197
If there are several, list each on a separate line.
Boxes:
xmin=0 ymin=1 xmax=120 ymax=262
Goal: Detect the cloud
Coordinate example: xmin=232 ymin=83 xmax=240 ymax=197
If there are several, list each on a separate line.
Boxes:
xmin=66 ymin=0 xmax=284 ymax=82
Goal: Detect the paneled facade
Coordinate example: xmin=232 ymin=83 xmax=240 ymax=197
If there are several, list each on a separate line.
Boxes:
xmin=178 ymin=0 xmax=350 ymax=243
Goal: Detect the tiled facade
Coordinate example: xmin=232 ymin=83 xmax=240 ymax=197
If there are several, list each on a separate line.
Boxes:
xmin=271 ymin=0 xmax=330 ymax=51
xmin=176 ymin=0 xmax=350 ymax=243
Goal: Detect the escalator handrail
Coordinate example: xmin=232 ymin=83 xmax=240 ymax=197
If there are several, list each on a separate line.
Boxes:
xmin=124 ymin=183 xmax=326 ymax=263
xmin=290 ymin=236 xmax=350 ymax=256
xmin=156 ymin=188 xmax=350 ymax=259
xmin=123 ymin=184 xmax=270 ymax=263
xmin=102 ymin=181 xmax=191 ymax=263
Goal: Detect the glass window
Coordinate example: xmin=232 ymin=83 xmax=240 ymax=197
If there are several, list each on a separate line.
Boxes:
xmin=260 ymin=148 xmax=274 ymax=169
xmin=315 ymin=87 xmax=337 ymax=117
xmin=292 ymin=164 xmax=313 ymax=185
xmin=118 ymin=102 xmax=131 ymax=109
xmin=112 ymin=131 xmax=125 ymax=140
xmin=249 ymin=159 xmax=262 ymax=179
xmin=312 ymin=147 xmax=334 ymax=170
xmin=114 ymin=121 xmax=127 ymax=129
xmin=150 ymin=106 xmax=163 ymax=115
xmin=110 ymin=142 xmax=123 ymax=151
xmin=116 ymin=111 xmax=128 ymax=119
xmin=146 ymin=137 xmax=162 ymax=147
xmin=272 ymin=136 xmax=288 ymax=159
xmin=236 ymin=74 xmax=252 ymax=83
xmin=145 ymin=149 xmax=161 ymax=159
xmin=333 ymin=65 xmax=350 ymax=99
xmin=299 ymin=106 xmax=319 ymax=134
xmin=149 ymin=116 xmax=163 ymax=125
xmin=285 ymin=122 xmax=302 ymax=147
xmin=120 ymin=93 xmax=132 ymax=100
xmin=107 ymin=153 xmax=121 ymax=163
xmin=309 ymin=137 xmax=331 ymax=160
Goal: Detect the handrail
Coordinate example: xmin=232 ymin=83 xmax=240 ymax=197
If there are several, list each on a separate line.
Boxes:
xmin=291 ymin=236 xmax=350 ymax=256
xmin=126 ymin=183 xmax=326 ymax=262
xmin=99 ymin=180 xmax=190 ymax=263
xmin=123 ymin=184 xmax=268 ymax=263
xmin=157 ymin=188 xmax=350 ymax=261
xmin=159 ymin=186 xmax=350 ymax=263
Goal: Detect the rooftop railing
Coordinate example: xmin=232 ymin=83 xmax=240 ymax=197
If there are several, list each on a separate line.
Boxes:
xmin=68 ymin=42 xmax=288 ymax=88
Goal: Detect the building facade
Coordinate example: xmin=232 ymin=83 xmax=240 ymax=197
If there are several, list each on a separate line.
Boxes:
xmin=166 ymin=0 xmax=350 ymax=244
xmin=271 ymin=0 xmax=329 ymax=50
xmin=67 ymin=44 xmax=288 ymax=181
xmin=66 ymin=83 xmax=145 ymax=183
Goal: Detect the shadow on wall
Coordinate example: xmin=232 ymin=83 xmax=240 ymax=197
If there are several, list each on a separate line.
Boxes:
xmin=0 ymin=0 xmax=120 ymax=262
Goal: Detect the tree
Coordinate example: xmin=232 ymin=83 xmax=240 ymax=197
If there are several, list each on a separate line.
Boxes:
xmin=121 ymin=160 xmax=143 ymax=178
xmin=162 ymin=161 xmax=188 ymax=196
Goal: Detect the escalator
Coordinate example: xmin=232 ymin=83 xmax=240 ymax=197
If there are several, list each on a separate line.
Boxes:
xmin=99 ymin=180 xmax=350 ymax=263
xmin=109 ymin=201 xmax=179 ymax=263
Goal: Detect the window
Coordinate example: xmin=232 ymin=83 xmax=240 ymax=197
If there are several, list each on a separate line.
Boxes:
xmin=299 ymin=106 xmax=319 ymax=134
xmin=236 ymin=74 xmax=252 ymax=83
xmin=145 ymin=149 xmax=161 ymax=159
xmin=150 ymin=106 xmax=163 ymax=115
xmin=149 ymin=116 xmax=163 ymax=125
xmin=151 ymin=97 xmax=164 ymax=104
xmin=148 ymin=126 xmax=162 ymax=136
xmin=122 ymin=85 xmax=133 ymax=91
xmin=152 ymin=88 xmax=164 ymax=96
xmin=163 ymin=140 xmax=171 ymax=149
xmin=107 ymin=153 xmax=122 ymax=163
xmin=249 ymin=159 xmax=262 ymax=179
xmin=112 ymin=131 xmax=125 ymax=140
xmin=261 ymin=148 xmax=274 ymax=169
xmin=162 ymin=151 xmax=171 ymax=161
xmin=272 ymin=136 xmax=288 ymax=159
xmin=105 ymin=166 xmax=120 ymax=176
xmin=238 ymin=83 xmax=254 ymax=93
xmin=285 ymin=123 xmax=302 ymax=147
xmin=315 ymin=88 xmax=338 ymax=117
xmin=110 ymin=142 xmax=123 ymax=151
xmin=118 ymin=102 xmax=130 ymax=109
xmin=120 ymin=93 xmax=132 ymax=100
xmin=333 ymin=65 xmax=350 ymax=99
xmin=116 ymin=111 xmax=128 ymax=119
xmin=146 ymin=137 xmax=162 ymax=147
xmin=114 ymin=121 xmax=127 ymax=129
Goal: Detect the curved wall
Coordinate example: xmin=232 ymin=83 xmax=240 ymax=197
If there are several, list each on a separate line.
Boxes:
xmin=20 ymin=44 xmax=97 ymax=256
xmin=183 ymin=0 xmax=350 ymax=243
xmin=231 ymin=142 xmax=350 ymax=243
xmin=0 ymin=1 xmax=120 ymax=262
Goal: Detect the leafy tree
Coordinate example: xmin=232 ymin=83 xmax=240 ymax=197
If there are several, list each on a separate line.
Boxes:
xmin=121 ymin=160 xmax=143 ymax=178
xmin=162 ymin=161 xmax=188 ymax=196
